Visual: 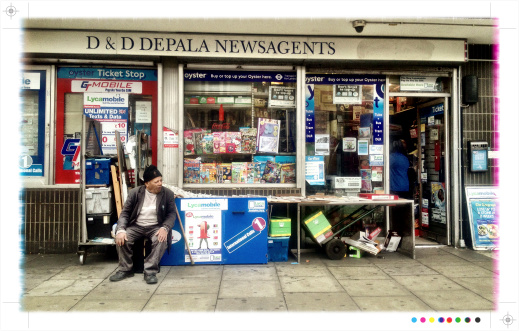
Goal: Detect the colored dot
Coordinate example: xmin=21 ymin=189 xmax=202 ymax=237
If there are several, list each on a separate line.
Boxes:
xmin=456 ymin=317 xmax=461 ymax=323
xmin=447 ymin=317 xmax=452 ymax=323
xmin=475 ymin=317 xmax=481 ymax=323
xmin=429 ymin=317 xmax=435 ymax=323
xmin=412 ymin=317 xmax=417 ymax=323
xmin=439 ymin=317 xmax=445 ymax=323
xmin=420 ymin=317 xmax=426 ymax=323
xmin=465 ymin=317 xmax=471 ymax=323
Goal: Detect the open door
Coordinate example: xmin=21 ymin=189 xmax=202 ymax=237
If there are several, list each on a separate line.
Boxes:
xmin=389 ymin=97 xmax=450 ymax=245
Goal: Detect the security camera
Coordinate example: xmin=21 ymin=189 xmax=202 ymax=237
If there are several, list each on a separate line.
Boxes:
xmin=352 ymin=20 xmax=366 ymax=33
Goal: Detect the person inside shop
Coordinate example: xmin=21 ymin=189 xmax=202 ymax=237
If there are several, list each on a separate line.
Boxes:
xmin=109 ymin=165 xmax=176 ymax=284
xmin=390 ymin=139 xmax=411 ymax=199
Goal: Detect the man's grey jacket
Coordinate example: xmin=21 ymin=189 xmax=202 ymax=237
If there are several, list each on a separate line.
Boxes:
xmin=115 ymin=185 xmax=177 ymax=252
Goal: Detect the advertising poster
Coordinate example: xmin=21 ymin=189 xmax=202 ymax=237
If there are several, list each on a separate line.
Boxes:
xmin=360 ymin=169 xmax=372 ymax=192
xmin=163 ymin=127 xmax=179 ymax=148
xmin=358 ymin=139 xmax=369 ymax=155
xmin=470 ymin=200 xmax=498 ymax=247
xmin=333 ymin=84 xmax=362 ymax=104
xmin=400 ymin=76 xmax=441 ymax=91
xmin=430 ymin=182 xmax=447 ymax=224
xmin=184 ymin=210 xmax=222 ymax=263
xmin=257 ymin=118 xmax=280 ymax=153
xmin=305 ymin=156 xmax=325 ymax=185
xmin=315 ymin=134 xmax=330 ymax=155
xmin=268 ymin=86 xmax=296 ymax=108
xmin=342 ymin=137 xmax=356 ymax=152
xmin=465 ymin=186 xmax=498 ymax=250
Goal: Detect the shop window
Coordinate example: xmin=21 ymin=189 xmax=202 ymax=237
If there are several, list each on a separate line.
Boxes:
xmin=182 ymin=69 xmax=297 ymax=185
xmin=20 ymin=70 xmax=47 ymax=178
xmin=55 ymin=67 xmax=158 ymax=184
xmin=304 ymin=74 xmax=386 ymax=195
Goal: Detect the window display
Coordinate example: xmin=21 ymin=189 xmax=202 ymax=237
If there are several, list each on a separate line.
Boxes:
xmin=182 ymin=70 xmax=297 ymax=185
xmin=304 ymin=74 xmax=386 ymax=195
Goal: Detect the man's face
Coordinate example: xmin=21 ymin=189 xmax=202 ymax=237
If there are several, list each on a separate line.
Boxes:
xmin=145 ymin=176 xmax=163 ymax=194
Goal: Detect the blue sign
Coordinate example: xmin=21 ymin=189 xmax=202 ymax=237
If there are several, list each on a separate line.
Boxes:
xmin=57 ymin=67 xmax=158 ymax=81
xmin=420 ymin=103 xmax=444 ymax=118
xmin=470 ymin=200 xmax=498 ymax=248
xmin=372 ymin=83 xmax=385 ymax=145
xmin=184 ymin=70 xmax=296 ymax=83
xmin=305 ymin=84 xmax=315 ymax=143
xmin=305 ymin=74 xmax=385 ymax=85
xmin=471 ymin=150 xmax=488 ymax=172
xmin=305 ymin=156 xmax=325 ymax=185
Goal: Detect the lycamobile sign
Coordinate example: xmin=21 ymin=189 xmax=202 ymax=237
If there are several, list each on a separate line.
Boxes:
xmin=181 ymin=199 xmax=228 ymax=211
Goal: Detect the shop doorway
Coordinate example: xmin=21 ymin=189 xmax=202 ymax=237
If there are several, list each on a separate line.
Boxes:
xmin=389 ymin=97 xmax=449 ymax=246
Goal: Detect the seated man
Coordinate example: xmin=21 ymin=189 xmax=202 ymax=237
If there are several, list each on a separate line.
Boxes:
xmin=109 ymin=165 xmax=176 ymax=284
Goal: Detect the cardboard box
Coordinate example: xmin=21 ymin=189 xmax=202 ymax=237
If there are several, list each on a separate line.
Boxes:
xmin=269 ymin=217 xmax=291 ymax=237
xmin=384 ymin=231 xmax=401 ymax=252
xmin=303 ymin=211 xmax=333 ymax=243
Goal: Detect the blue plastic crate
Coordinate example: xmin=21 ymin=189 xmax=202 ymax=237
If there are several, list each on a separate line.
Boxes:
xmin=85 ymin=158 xmax=111 ymax=185
xmin=267 ymin=236 xmax=290 ymax=262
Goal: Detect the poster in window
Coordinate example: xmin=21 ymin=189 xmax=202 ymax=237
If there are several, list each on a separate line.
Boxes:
xmin=333 ymin=85 xmax=362 ymax=104
xmin=305 ymin=156 xmax=325 ymax=186
xmin=136 ymin=101 xmax=152 ymax=123
xmin=268 ymin=86 xmax=296 ymax=108
xmin=315 ymin=134 xmax=330 ymax=155
xmin=257 ymin=118 xmax=280 ymax=153
xmin=358 ymin=139 xmax=369 ymax=155
xmin=342 ymin=137 xmax=356 ymax=152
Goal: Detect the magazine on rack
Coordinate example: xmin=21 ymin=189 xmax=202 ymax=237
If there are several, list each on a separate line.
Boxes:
xmin=257 ymin=118 xmax=280 ymax=153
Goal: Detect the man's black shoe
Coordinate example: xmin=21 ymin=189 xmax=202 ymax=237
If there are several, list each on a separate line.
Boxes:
xmin=144 ymin=273 xmax=158 ymax=284
xmin=109 ymin=271 xmax=134 ymax=282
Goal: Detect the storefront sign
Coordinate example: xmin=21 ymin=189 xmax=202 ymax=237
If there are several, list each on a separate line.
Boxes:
xmin=372 ymin=84 xmax=384 ymax=145
xmin=305 ymin=156 xmax=325 ymax=186
xmin=400 ymin=76 xmax=441 ymax=91
xmin=268 ymin=86 xmax=296 ymax=108
xmin=58 ymin=68 xmax=157 ymax=81
xmin=26 ymin=31 xmax=467 ymax=62
xmin=83 ymin=93 xmax=129 ymax=121
xmin=333 ymin=85 xmax=362 ymax=104
xmin=71 ymin=80 xmax=143 ymax=93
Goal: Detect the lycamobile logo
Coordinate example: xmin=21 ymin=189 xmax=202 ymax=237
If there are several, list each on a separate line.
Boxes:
xmin=86 ymin=96 xmax=126 ymax=103
xmin=187 ymin=201 xmax=221 ymax=208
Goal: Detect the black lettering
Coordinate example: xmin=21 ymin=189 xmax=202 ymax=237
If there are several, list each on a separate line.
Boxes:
xmin=303 ymin=42 xmax=314 ymax=54
xmin=328 ymin=42 xmax=336 ymax=55
xmin=176 ymin=39 xmax=186 ymax=52
xmin=240 ymin=40 xmax=257 ymax=53
xmin=215 ymin=39 xmax=227 ymax=52
xmin=292 ymin=41 xmax=301 ymax=54
xmin=121 ymin=36 xmax=134 ymax=50
xmin=266 ymin=41 xmax=277 ymax=54
xmin=258 ymin=41 xmax=266 ymax=53
xmin=154 ymin=38 xmax=164 ymax=51
xmin=87 ymin=36 xmax=99 ymax=49
xmin=229 ymin=39 xmax=239 ymax=53
xmin=199 ymin=40 xmax=209 ymax=52
xmin=277 ymin=41 xmax=289 ymax=54
xmin=140 ymin=37 xmax=153 ymax=51
xmin=167 ymin=38 xmax=176 ymax=51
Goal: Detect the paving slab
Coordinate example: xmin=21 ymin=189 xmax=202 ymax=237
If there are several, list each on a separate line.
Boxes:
xmin=50 ymin=265 xmax=118 ymax=280
xmin=279 ymin=275 xmax=344 ymax=293
xmin=22 ymin=296 xmax=84 ymax=312
xmin=450 ymin=277 xmax=497 ymax=302
xmin=426 ymin=264 xmax=496 ymax=278
xmin=219 ymin=279 xmax=282 ymax=298
xmin=412 ymin=289 xmax=494 ymax=310
xmin=416 ymin=254 xmax=476 ymax=266
xmin=166 ymin=265 xmax=223 ymax=278
xmin=25 ymin=278 xmax=104 ymax=296
xmin=380 ymin=263 xmax=439 ymax=276
xmin=352 ymin=295 xmax=432 ymax=311
xmin=222 ymin=265 xmax=277 ymax=280
xmin=157 ymin=276 xmax=221 ymax=294
xmin=216 ymin=297 xmax=287 ymax=312
xmin=71 ymin=299 xmax=148 ymax=311
xmin=321 ymin=257 xmax=374 ymax=266
xmin=284 ymin=292 xmax=359 ymax=311
xmin=143 ymin=293 xmax=217 ymax=311
xmin=327 ymin=266 xmax=391 ymax=280
xmin=391 ymin=274 xmax=465 ymax=291
xmin=339 ymin=279 xmax=412 ymax=297
xmin=275 ymin=264 xmax=332 ymax=277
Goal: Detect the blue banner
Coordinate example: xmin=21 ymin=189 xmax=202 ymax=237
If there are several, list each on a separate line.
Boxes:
xmin=372 ymin=83 xmax=385 ymax=145
xmin=305 ymin=74 xmax=385 ymax=85
xmin=58 ymin=67 xmax=158 ymax=81
xmin=305 ymin=84 xmax=315 ymax=143
xmin=420 ymin=103 xmax=444 ymax=118
xmin=184 ymin=70 xmax=296 ymax=83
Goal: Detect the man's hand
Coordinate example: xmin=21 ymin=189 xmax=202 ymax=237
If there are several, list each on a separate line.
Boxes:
xmin=155 ymin=227 xmax=168 ymax=243
xmin=115 ymin=232 xmax=127 ymax=246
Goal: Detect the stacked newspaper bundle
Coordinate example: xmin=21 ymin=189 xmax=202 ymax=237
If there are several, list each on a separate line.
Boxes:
xmin=342 ymin=231 xmax=381 ymax=255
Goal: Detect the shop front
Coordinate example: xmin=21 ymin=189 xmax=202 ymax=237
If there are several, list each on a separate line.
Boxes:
xmin=21 ymin=29 xmax=468 ymax=253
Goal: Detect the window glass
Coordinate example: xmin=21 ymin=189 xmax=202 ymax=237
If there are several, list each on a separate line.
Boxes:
xmin=183 ymin=70 xmax=297 ymax=185
xmin=389 ymin=75 xmax=450 ymax=93
xmin=305 ymin=74 xmax=386 ymax=195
